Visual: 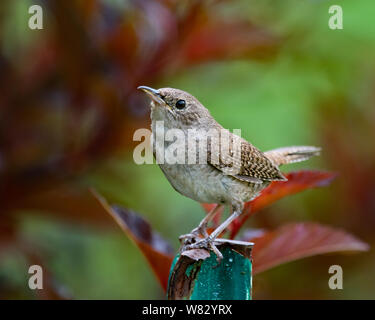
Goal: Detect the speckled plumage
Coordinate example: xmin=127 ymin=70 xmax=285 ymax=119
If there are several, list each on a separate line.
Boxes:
xmin=207 ymin=134 xmax=286 ymax=183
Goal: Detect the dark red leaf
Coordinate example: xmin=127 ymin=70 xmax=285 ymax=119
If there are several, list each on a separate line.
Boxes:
xmin=14 ymin=185 xmax=116 ymax=227
xmin=92 ymin=191 xmax=174 ymax=291
xmin=178 ymin=19 xmax=280 ymax=65
xmin=230 ymin=170 xmax=337 ymax=238
xmin=242 ymin=223 xmax=369 ymax=275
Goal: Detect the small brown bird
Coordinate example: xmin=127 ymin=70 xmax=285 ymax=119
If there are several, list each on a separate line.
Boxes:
xmin=138 ymin=86 xmax=320 ymax=260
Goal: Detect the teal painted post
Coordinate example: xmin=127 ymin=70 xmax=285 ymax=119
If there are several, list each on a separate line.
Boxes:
xmin=167 ymin=240 xmax=253 ymax=300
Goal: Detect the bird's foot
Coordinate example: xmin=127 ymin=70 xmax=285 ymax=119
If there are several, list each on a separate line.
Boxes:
xmin=178 ymin=232 xmax=200 ymax=246
xmin=179 ymin=226 xmax=208 ymax=245
xmin=182 ymin=236 xmax=223 ymax=262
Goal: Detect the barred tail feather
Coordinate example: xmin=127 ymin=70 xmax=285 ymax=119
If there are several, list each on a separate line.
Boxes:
xmin=264 ymin=146 xmax=321 ymax=166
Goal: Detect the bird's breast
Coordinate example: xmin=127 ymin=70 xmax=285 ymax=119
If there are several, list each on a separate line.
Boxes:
xmin=151 ymin=122 xmax=266 ymax=204
xmin=158 ymin=162 xmax=264 ymax=204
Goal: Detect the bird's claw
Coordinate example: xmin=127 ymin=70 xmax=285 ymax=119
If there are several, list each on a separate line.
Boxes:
xmin=182 ymin=236 xmax=223 ymax=262
xmin=179 ymin=232 xmax=200 ymax=245
xmin=179 ymin=226 xmax=207 ymax=245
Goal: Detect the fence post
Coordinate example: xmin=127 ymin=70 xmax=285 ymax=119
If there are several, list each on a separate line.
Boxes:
xmin=167 ymin=239 xmax=253 ymax=300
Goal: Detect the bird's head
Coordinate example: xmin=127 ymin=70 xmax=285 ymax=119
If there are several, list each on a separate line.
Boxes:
xmin=137 ymin=86 xmax=213 ymax=129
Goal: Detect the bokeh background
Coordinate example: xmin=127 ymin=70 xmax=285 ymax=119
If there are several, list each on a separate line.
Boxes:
xmin=0 ymin=0 xmax=374 ymax=299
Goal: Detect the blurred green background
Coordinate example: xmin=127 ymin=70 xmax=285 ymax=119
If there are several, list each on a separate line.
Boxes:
xmin=0 ymin=0 xmax=374 ymax=299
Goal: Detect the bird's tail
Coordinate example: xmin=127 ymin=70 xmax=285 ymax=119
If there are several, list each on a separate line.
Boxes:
xmin=264 ymin=146 xmax=321 ymax=166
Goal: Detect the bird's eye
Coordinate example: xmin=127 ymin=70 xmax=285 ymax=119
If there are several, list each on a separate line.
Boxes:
xmin=175 ymin=99 xmax=186 ymax=110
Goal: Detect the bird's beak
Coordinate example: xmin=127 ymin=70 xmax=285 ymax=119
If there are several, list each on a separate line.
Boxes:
xmin=137 ymin=86 xmax=164 ymax=105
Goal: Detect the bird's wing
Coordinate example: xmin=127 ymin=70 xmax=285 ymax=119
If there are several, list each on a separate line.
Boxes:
xmin=207 ymin=132 xmax=286 ymax=184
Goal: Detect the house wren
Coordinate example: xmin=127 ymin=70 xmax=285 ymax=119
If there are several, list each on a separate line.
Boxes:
xmin=138 ymin=86 xmax=320 ymax=260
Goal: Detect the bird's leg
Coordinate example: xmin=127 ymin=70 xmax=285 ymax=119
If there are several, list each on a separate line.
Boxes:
xmin=179 ymin=204 xmax=222 ymax=244
xmin=183 ymin=202 xmax=244 ymax=262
